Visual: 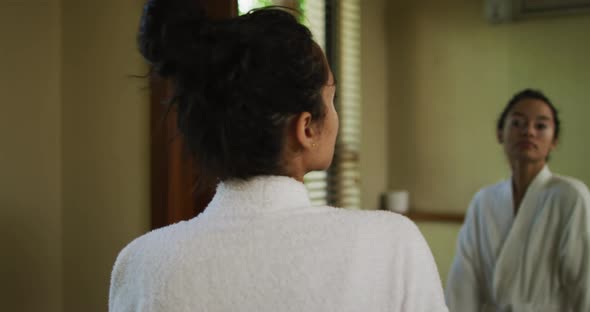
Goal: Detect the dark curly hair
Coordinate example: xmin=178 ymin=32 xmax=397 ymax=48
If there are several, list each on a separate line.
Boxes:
xmin=138 ymin=0 xmax=329 ymax=187
xmin=497 ymin=88 xmax=561 ymax=140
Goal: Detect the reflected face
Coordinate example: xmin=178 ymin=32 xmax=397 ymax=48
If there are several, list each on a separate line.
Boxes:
xmin=499 ymin=98 xmax=557 ymax=164
xmin=314 ymin=66 xmax=339 ymax=169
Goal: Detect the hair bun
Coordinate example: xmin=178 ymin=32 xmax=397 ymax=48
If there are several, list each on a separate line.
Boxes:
xmin=138 ymin=0 xmax=207 ymax=76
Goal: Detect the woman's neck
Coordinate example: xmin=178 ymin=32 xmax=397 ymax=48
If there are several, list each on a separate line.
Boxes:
xmin=510 ymin=160 xmax=545 ymax=214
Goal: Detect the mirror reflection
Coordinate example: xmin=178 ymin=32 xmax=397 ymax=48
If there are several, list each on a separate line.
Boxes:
xmin=2 ymin=0 xmax=589 ymax=311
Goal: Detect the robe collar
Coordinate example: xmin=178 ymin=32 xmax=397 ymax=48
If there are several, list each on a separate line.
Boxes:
xmin=202 ymin=175 xmax=312 ymax=217
xmin=510 ymin=165 xmax=552 ymax=205
xmin=493 ymin=165 xmax=552 ymax=302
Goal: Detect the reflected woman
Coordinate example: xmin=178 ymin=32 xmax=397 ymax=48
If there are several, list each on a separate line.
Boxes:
xmin=446 ymin=89 xmax=590 ymax=311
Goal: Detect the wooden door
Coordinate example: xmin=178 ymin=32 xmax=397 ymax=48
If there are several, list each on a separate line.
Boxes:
xmin=150 ymin=0 xmax=238 ymax=230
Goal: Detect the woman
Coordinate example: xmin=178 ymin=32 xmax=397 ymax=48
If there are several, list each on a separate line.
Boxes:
xmin=446 ymin=89 xmax=590 ymax=311
xmin=109 ymin=1 xmax=448 ymax=311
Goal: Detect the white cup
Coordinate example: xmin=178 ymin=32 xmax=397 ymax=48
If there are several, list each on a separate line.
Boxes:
xmin=384 ymin=190 xmax=409 ymax=213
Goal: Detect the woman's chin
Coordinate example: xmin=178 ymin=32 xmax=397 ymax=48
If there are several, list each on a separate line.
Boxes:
xmin=510 ymin=153 xmax=545 ymax=164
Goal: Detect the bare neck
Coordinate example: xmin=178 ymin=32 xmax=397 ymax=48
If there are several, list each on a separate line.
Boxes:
xmin=280 ymin=149 xmax=306 ymax=183
xmin=510 ymin=160 xmax=545 ymax=214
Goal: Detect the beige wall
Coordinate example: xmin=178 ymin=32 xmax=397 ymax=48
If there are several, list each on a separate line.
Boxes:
xmin=360 ymin=0 xmax=389 ymax=210
xmin=384 ymin=0 xmax=590 ymax=284
xmin=61 ymin=1 xmax=150 ymax=311
xmin=415 ymin=222 xmax=462 ymax=285
xmin=0 ymin=1 xmax=63 ymax=311
xmin=2 ymin=1 xmax=149 ymax=311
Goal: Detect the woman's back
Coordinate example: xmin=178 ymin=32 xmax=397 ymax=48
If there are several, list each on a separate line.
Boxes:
xmin=110 ymin=2 xmax=448 ymax=311
xmin=110 ymin=177 xmax=447 ymax=312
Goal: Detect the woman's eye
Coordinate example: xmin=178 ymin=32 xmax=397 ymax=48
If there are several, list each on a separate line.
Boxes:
xmin=511 ymin=120 xmax=521 ymax=127
xmin=536 ymin=123 xmax=548 ymax=130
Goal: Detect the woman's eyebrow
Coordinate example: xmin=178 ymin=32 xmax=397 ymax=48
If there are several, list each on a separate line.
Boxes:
xmin=510 ymin=111 xmax=552 ymax=121
xmin=510 ymin=111 xmax=526 ymax=117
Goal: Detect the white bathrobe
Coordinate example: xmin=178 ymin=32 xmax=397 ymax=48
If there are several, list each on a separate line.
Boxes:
xmin=110 ymin=176 xmax=448 ymax=312
xmin=446 ymin=166 xmax=590 ymax=312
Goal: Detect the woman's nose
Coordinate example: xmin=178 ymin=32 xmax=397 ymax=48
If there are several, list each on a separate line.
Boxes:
xmin=521 ymin=122 xmax=534 ymax=136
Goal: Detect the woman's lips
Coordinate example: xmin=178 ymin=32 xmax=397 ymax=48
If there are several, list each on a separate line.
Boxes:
xmin=517 ymin=141 xmax=536 ymax=149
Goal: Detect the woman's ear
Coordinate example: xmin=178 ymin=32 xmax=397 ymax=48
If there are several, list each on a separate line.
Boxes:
xmin=294 ymin=112 xmax=316 ymax=149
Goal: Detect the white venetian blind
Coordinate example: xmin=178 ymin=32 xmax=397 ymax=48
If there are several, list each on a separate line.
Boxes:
xmin=328 ymin=0 xmax=361 ymax=209
xmin=303 ymin=0 xmax=326 ymax=50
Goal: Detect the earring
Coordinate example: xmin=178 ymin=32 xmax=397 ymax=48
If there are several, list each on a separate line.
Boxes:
xmin=311 ymin=143 xmax=317 ymax=148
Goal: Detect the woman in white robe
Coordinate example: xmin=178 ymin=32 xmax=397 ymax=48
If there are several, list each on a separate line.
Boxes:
xmin=446 ymin=89 xmax=590 ymax=312
xmin=109 ymin=2 xmax=448 ymax=311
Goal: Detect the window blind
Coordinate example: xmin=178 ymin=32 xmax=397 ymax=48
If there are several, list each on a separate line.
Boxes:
xmin=327 ymin=0 xmax=361 ymax=209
